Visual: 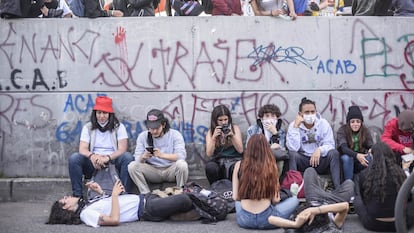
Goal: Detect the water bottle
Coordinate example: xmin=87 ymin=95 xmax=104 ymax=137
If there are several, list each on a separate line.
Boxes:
xmin=290 ymin=182 xmax=299 ymax=197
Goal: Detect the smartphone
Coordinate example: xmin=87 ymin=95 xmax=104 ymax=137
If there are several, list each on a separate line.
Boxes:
xmin=402 ymin=153 xmax=414 ymax=162
xmin=146 ymin=146 xmax=154 ymax=154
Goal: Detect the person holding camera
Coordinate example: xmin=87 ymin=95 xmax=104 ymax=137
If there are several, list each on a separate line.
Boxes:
xmin=246 ymin=104 xmax=288 ymax=179
xmin=68 ymin=96 xmax=134 ymax=198
xmin=205 ymin=105 xmax=244 ymax=185
xmin=128 ymin=109 xmax=188 ymax=194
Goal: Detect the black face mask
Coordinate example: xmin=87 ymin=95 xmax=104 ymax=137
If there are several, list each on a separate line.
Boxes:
xmin=44 ymin=0 xmax=59 ymax=9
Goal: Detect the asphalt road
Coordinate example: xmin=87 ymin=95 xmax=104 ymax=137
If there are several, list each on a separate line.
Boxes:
xmin=0 ymin=201 xmax=397 ymax=233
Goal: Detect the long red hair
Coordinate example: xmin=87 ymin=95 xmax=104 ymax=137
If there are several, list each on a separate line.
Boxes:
xmin=238 ymin=134 xmax=279 ymax=200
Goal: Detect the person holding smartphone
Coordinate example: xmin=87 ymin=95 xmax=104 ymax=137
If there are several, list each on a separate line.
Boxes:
xmin=128 ymin=109 xmax=188 ymax=194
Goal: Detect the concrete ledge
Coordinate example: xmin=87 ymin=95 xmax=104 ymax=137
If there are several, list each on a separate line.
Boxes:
xmin=11 ymin=178 xmax=71 ymax=202
xmin=0 ymin=179 xmax=12 ymax=202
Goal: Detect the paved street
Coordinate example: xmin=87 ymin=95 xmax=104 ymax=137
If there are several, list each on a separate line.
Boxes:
xmin=0 ymin=201 xmax=392 ymax=233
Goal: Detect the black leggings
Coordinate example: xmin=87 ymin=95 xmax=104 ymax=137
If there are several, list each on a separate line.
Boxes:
xmin=142 ymin=193 xmax=193 ymax=221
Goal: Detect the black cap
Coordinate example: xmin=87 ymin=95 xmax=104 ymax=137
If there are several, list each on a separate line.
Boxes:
xmin=145 ymin=109 xmax=166 ymax=129
xmin=346 ymin=106 xmax=363 ymax=122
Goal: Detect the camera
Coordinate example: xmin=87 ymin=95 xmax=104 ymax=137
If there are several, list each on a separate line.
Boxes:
xmin=221 ymin=124 xmax=231 ymax=134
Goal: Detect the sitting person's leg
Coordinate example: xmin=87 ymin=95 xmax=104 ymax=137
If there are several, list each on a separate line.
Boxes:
xmin=304 ymin=167 xmax=352 ymax=204
xmin=164 ymin=160 xmax=189 ymax=187
xmin=341 ymin=154 xmax=354 ymax=180
xmin=68 ymin=152 xmax=94 ymax=197
xmin=114 ymin=152 xmax=134 ymax=193
xmin=316 ymin=149 xmax=340 ymax=189
xmin=205 ymin=160 xmax=220 ymax=184
xmin=142 ymin=193 xmax=194 ymax=221
xmin=128 ymin=161 xmax=162 ymax=194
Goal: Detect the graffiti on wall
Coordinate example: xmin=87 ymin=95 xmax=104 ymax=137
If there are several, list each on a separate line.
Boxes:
xmin=1 ymin=17 xmax=414 ymax=177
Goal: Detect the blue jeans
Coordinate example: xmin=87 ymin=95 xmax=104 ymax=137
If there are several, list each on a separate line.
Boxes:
xmin=341 ymin=154 xmax=372 ymax=180
xmin=235 ymin=197 xmax=299 ymax=229
xmin=68 ymin=152 xmax=134 ymax=197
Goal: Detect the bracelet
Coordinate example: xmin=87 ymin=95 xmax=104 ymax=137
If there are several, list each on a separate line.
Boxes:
xmin=106 ymin=155 xmax=112 ymax=162
xmin=88 ymin=153 xmax=94 ymax=159
xmin=270 ymin=10 xmax=273 ymax=16
xmin=318 ymin=206 xmax=322 ymax=213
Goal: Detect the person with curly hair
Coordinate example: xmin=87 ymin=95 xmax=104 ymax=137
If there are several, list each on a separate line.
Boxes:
xmin=337 ymin=106 xmax=373 ymax=181
xmin=232 ymin=134 xmax=299 ymax=229
xmin=47 ymin=180 xmax=193 ymax=227
xmin=68 ymin=96 xmax=134 ymax=198
xmin=205 ymin=104 xmax=244 ymax=184
xmin=355 ymin=141 xmax=414 ymax=232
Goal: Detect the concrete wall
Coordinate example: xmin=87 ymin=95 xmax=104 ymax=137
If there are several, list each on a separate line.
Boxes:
xmin=0 ymin=16 xmax=413 ymax=178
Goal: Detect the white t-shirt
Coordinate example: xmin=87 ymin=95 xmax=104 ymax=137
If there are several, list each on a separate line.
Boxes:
xmin=80 ymin=194 xmax=141 ymax=228
xmin=80 ymin=123 xmax=128 ymax=155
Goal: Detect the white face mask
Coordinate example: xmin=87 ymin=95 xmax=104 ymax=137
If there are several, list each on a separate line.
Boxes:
xmin=303 ymin=114 xmax=316 ymax=125
xmin=262 ymin=119 xmax=276 ymax=126
xmin=98 ymin=121 xmax=109 ymax=127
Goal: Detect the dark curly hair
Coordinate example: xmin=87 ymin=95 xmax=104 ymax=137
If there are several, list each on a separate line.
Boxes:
xmin=258 ymin=104 xmax=281 ymax=118
xmin=46 ymin=201 xmax=81 ymax=225
xmin=362 ymin=141 xmax=406 ymax=203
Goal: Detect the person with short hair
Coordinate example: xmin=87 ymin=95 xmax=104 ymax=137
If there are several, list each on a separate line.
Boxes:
xmin=246 ymin=104 xmax=287 ymax=178
xmin=286 ymin=97 xmax=341 ymax=189
xmin=128 ymin=109 xmax=188 ymax=194
xmin=337 ymin=106 xmax=373 ymax=180
xmin=68 ymin=96 xmax=134 ymax=198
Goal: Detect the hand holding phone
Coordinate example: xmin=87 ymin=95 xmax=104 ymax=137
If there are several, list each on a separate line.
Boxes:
xmin=402 ymin=153 xmax=414 ymax=162
xmin=146 ymin=146 xmax=154 ymax=155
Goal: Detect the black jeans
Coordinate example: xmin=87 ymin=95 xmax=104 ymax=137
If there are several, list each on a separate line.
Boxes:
xmin=141 ymin=193 xmax=193 ymax=221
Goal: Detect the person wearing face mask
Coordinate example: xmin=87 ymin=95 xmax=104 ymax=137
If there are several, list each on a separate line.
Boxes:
xmin=68 ymin=96 xmax=134 ymax=198
xmin=128 ymin=109 xmax=188 ymax=194
xmin=246 ymin=104 xmax=288 ymax=179
xmin=286 ymin=97 xmax=341 ymax=189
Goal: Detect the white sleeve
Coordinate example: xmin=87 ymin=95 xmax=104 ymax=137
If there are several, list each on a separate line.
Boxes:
xmin=80 ymin=208 xmax=101 ymax=228
xmin=80 ymin=125 xmax=91 ymax=143
xmin=116 ymin=124 xmax=128 ymax=140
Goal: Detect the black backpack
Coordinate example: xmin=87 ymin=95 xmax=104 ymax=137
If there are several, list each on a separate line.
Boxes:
xmin=183 ymin=182 xmax=227 ymax=223
xmin=210 ymin=179 xmax=235 ymax=213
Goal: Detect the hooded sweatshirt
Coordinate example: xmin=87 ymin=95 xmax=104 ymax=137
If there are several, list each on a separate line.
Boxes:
xmin=381 ymin=110 xmax=414 ymax=154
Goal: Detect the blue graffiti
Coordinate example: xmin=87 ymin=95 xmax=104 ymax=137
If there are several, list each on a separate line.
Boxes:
xmin=56 ymin=120 xmax=83 ymax=143
xmin=247 ymin=44 xmax=318 ymax=69
xmin=63 ymin=94 xmax=107 ymax=113
xmin=316 ymin=59 xmax=357 ymax=74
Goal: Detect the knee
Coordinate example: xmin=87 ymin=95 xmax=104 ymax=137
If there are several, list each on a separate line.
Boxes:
xmin=205 ymin=161 xmax=218 ymax=171
xmin=304 ymin=167 xmax=316 ymax=176
xmin=175 ymin=160 xmax=188 ymax=172
xmin=68 ymin=152 xmax=82 ymax=164
xmin=120 ymin=152 xmax=134 ymax=164
xmin=128 ymin=161 xmax=141 ymax=174
xmin=341 ymin=154 xmax=352 ymax=163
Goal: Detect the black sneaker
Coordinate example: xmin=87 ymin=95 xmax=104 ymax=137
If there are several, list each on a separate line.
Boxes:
xmin=46 ymin=8 xmax=63 ymax=18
